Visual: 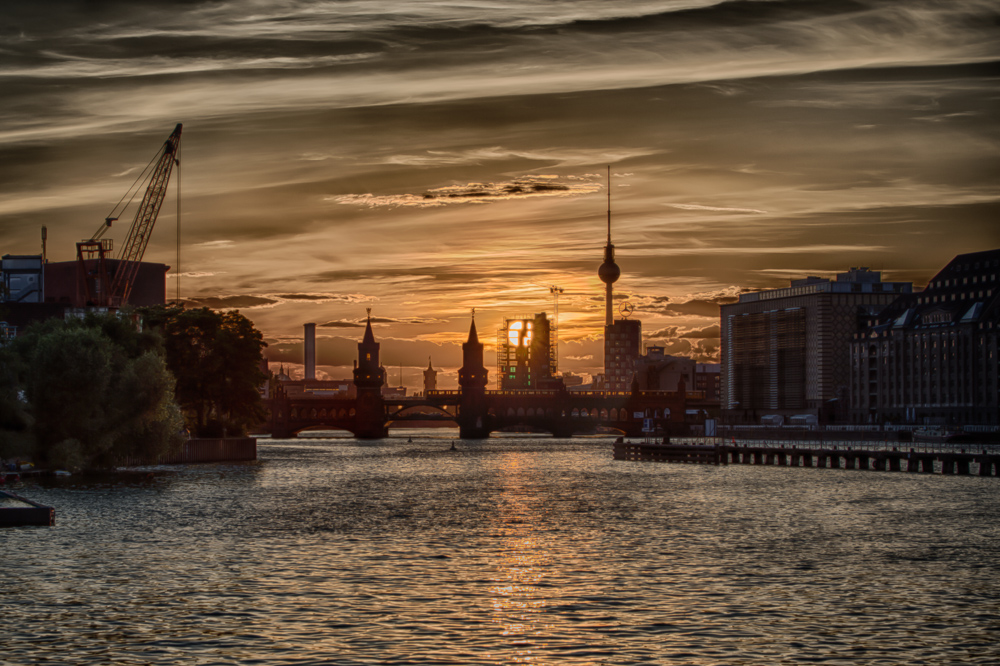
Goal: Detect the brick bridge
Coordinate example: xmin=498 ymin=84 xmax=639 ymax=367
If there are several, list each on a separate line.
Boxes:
xmin=269 ymin=316 xmax=707 ymax=439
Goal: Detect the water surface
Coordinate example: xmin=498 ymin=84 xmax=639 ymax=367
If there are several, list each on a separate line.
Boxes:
xmin=3 ymin=433 xmax=999 ymax=664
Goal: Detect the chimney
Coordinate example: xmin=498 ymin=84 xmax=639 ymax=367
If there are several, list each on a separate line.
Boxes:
xmin=304 ymin=322 xmax=316 ymax=380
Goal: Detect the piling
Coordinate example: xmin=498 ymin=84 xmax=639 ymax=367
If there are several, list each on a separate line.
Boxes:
xmin=613 ymin=441 xmax=998 ymax=478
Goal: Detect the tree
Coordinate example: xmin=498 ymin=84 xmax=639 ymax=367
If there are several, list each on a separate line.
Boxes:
xmin=0 ymin=345 xmax=33 ymax=460
xmin=9 ymin=314 xmax=183 ymax=469
xmin=142 ymin=306 xmax=267 ymax=436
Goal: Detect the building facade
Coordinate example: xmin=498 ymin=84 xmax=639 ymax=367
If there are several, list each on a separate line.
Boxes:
xmin=850 ymin=249 xmax=1000 ymax=426
xmin=633 ymin=345 xmax=694 ymax=391
xmin=1 ymin=255 xmax=44 ymax=303
xmin=497 ymin=313 xmax=558 ymax=390
xmin=721 ymin=267 xmax=912 ymax=422
xmin=604 ymin=318 xmax=642 ymax=392
xmin=695 ymin=363 xmax=721 ymax=402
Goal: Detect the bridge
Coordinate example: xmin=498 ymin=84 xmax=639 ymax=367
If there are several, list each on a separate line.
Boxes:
xmin=268 ymin=315 xmax=708 ymax=439
xmin=269 ymin=386 xmax=706 ymax=439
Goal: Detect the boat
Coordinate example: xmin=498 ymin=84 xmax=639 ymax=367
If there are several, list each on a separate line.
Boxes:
xmin=0 ymin=490 xmax=55 ymax=527
xmin=912 ymin=428 xmax=961 ymax=443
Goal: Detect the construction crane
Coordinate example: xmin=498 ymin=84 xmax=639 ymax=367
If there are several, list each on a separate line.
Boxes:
xmin=76 ymin=123 xmax=182 ymax=307
xmin=530 ymin=282 xmax=565 ymax=373
xmin=548 ymin=284 xmax=564 ymax=374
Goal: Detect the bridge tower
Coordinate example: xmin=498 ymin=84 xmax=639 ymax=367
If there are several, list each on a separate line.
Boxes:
xmin=458 ymin=313 xmax=491 ymax=438
xmin=353 ymin=309 xmax=388 ymax=438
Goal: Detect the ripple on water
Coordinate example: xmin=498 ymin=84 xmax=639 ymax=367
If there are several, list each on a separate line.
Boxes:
xmin=2 ymin=437 xmax=1000 ymax=664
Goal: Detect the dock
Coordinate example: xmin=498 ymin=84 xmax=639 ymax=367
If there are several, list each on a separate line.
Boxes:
xmin=0 ymin=490 xmax=55 ymax=527
xmin=613 ymin=441 xmax=1000 ymax=476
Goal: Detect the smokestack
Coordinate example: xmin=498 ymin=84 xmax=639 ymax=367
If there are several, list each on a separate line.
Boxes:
xmin=304 ymin=322 xmax=316 ymax=380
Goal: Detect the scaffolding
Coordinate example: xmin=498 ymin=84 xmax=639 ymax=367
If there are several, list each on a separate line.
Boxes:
xmin=497 ymin=313 xmax=557 ymax=390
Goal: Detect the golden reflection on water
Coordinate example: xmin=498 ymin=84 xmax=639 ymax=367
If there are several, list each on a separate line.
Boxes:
xmin=488 ymin=452 xmax=554 ymax=663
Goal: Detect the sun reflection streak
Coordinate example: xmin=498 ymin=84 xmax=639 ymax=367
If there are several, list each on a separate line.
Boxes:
xmin=486 ymin=452 xmax=561 ymax=662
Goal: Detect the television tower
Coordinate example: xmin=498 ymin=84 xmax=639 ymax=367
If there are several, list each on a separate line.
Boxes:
xmin=598 ymin=166 xmax=620 ymax=327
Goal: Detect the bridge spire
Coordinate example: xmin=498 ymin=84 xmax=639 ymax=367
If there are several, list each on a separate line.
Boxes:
xmin=467 ymin=311 xmax=480 ymax=344
xmin=362 ymin=308 xmax=376 ymax=344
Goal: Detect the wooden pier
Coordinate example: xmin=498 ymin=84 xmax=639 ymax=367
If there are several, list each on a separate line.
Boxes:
xmin=613 ymin=441 xmax=1000 ymax=476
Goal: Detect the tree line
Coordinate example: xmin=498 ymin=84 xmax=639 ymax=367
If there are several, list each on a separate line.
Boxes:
xmin=0 ymin=306 xmax=267 ymax=470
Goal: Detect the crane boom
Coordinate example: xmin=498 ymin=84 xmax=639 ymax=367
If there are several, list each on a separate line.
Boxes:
xmin=110 ymin=123 xmax=182 ymax=306
xmin=75 ymin=124 xmax=181 ymax=308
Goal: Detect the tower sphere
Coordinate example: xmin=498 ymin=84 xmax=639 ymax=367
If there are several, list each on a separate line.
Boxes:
xmin=599 ymin=260 xmax=621 ymax=285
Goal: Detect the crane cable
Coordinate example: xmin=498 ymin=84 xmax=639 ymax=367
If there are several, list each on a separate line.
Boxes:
xmin=90 ymin=140 xmax=164 ymax=241
xmin=175 ymin=137 xmax=182 ymax=305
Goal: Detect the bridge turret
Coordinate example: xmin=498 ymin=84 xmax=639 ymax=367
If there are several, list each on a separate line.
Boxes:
xmin=354 ymin=309 xmax=385 ymax=390
xmin=352 ymin=309 xmax=387 ymax=438
xmin=458 ymin=314 xmax=488 ymax=392
xmin=458 ymin=312 xmax=490 ymax=438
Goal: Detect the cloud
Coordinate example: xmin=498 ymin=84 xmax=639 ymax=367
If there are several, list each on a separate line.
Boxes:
xmin=370 ymin=316 xmax=445 ymax=325
xmin=565 ymin=354 xmax=593 ymax=361
xmin=186 ymin=295 xmax=278 ymax=309
xmin=658 ymin=299 xmax=735 ymax=318
xmin=680 ymin=324 xmax=720 ymax=339
xmin=645 ymin=327 xmax=679 ymax=339
xmin=167 ymin=271 xmax=215 ymax=279
xmin=334 ymin=176 xmax=602 ymax=208
xmin=380 ymin=146 xmax=654 ymax=168
xmin=664 ymin=203 xmax=768 ymax=214
xmin=319 ymin=320 xmax=365 ymax=328
xmin=272 ymin=293 xmax=360 ymax=302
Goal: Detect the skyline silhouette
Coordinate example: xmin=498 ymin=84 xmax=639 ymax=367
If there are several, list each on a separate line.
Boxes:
xmin=1 ymin=1 xmax=998 ymax=387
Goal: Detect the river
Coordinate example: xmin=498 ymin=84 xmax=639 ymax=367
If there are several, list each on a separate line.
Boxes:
xmin=3 ymin=432 xmax=999 ymax=664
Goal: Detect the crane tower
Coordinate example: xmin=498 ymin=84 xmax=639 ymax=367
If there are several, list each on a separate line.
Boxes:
xmin=75 ymin=124 xmax=182 ymax=308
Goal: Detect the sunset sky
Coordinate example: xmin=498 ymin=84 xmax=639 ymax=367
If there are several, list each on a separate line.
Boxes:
xmin=2 ymin=1 xmax=998 ymax=388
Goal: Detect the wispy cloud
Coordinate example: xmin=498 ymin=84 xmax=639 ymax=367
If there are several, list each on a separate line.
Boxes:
xmin=334 ymin=176 xmax=602 ymax=208
xmin=665 ymin=203 xmax=767 ymax=214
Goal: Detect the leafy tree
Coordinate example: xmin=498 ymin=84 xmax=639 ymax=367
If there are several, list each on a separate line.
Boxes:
xmin=141 ymin=305 xmax=267 ymax=436
xmin=0 ymin=345 xmax=33 ymax=460
xmin=9 ymin=314 xmax=183 ymax=469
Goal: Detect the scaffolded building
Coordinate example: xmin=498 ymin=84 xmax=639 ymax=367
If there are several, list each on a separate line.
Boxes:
xmin=497 ymin=312 xmax=558 ymax=390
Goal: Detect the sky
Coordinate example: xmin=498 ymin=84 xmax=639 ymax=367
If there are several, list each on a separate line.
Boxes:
xmin=1 ymin=0 xmax=998 ymax=389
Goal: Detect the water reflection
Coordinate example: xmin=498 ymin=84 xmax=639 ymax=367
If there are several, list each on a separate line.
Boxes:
xmin=2 ymin=435 xmax=999 ymax=665
xmin=490 ymin=452 xmax=551 ymax=662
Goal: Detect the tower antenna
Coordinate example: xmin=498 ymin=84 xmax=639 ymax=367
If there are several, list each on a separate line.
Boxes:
xmin=598 ymin=165 xmax=620 ymax=327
